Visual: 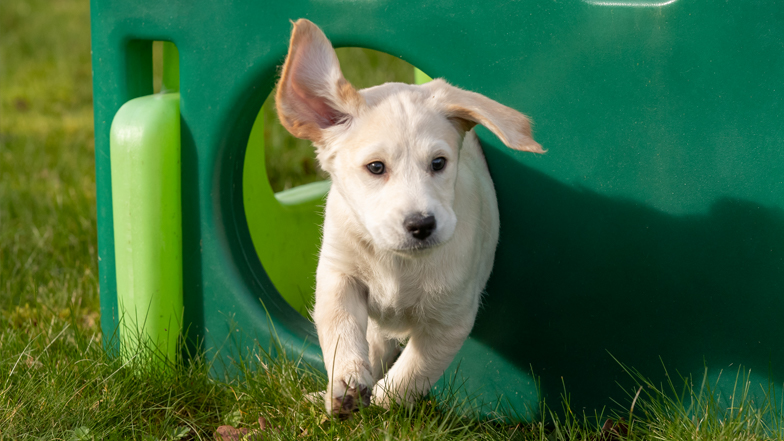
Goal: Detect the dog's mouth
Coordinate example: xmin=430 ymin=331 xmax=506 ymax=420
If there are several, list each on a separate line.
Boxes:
xmin=391 ymin=238 xmax=442 ymax=256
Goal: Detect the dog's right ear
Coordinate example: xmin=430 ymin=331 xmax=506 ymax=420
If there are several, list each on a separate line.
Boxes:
xmin=423 ymin=79 xmax=544 ymax=153
xmin=275 ymin=19 xmax=363 ymax=146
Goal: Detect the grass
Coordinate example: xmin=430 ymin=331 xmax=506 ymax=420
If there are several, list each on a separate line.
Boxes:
xmin=1 ymin=0 xmax=783 ymax=438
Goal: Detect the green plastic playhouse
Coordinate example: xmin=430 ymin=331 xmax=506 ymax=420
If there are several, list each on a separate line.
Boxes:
xmin=91 ymin=0 xmax=784 ymax=420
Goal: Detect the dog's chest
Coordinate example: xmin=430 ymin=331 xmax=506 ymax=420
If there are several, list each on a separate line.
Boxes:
xmin=360 ymin=254 xmax=462 ymax=332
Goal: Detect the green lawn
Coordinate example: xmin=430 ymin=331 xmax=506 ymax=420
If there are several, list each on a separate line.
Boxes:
xmin=1 ymin=0 xmax=781 ymax=439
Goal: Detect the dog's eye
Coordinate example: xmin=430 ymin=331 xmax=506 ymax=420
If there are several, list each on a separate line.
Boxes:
xmin=431 ymin=157 xmax=447 ymax=172
xmin=367 ymin=161 xmax=385 ymax=175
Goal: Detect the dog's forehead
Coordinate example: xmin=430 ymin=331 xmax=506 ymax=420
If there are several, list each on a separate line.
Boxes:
xmin=339 ymin=83 xmax=456 ymax=150
xmin=359 ymin=82 xmax=425 ymax=106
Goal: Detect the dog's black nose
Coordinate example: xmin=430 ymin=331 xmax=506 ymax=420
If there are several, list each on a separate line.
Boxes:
xmin=404 ymin=214 xmax=437 ymax=240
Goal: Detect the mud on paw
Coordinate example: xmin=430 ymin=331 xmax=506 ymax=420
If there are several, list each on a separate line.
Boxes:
xmin=331 ymin=380 xmax=371 ymax=416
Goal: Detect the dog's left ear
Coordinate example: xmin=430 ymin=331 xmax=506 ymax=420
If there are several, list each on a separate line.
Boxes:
xmin=423 ymin=79 xmax=544 ymax=153
xmin=275 ymin=19 xmax=364 ymax=146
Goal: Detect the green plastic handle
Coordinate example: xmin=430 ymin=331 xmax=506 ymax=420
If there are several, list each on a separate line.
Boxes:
xmin=110 ymin=92 xmax=183 ymax=364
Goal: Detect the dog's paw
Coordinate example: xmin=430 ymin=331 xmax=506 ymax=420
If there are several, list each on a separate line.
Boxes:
xmin=325 ymin=369 xmax=374 ymax=416
xmin=328 ymin=380 xmax=371 ymax=415
xmin=371 ymin=378 xmax=416 ymax=409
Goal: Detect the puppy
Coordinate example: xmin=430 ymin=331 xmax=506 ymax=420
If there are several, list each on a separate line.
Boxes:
xmin=275 ymin=19 xmax=543 ymax=415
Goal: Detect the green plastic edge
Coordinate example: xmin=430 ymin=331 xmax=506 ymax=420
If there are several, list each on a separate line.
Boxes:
xmin=414 ymin=67 xmax=432 ymax=85
xmin=161 ymin=42 xmax=180 ymax=93
xmin=242 ymin=106 xmax=326 ymax=317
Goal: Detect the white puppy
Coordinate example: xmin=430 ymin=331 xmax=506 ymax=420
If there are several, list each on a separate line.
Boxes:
xmin=275 ymin=19 xmax=543 ymax=415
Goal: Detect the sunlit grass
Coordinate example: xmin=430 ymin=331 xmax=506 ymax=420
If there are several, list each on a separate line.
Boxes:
xmin=0 ymin=0 xmax=97 ymax=318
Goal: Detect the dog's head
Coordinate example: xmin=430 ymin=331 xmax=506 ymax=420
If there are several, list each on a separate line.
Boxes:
xmin=275 ymin=19 xmax=543 ymax=254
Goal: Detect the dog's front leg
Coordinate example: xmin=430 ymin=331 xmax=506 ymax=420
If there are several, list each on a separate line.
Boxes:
xmin=371 ymin=318 xmax=473 ymax=408
xmin=312 ymin=268 xmax=374 ymax=415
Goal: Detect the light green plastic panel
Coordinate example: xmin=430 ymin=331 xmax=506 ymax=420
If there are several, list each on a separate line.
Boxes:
xmin=110 ymin=92 xmax=182 ymax=363
xmin=243 ymin=107 xmax=328 ymax=317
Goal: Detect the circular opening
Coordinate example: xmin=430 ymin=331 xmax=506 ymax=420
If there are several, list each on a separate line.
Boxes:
xmin=243 ymin=48 xmax=424 ymax=317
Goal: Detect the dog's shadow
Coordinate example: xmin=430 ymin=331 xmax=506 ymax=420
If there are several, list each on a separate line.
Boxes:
xmin=461 ymin=141 xmax=784 ymax=417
